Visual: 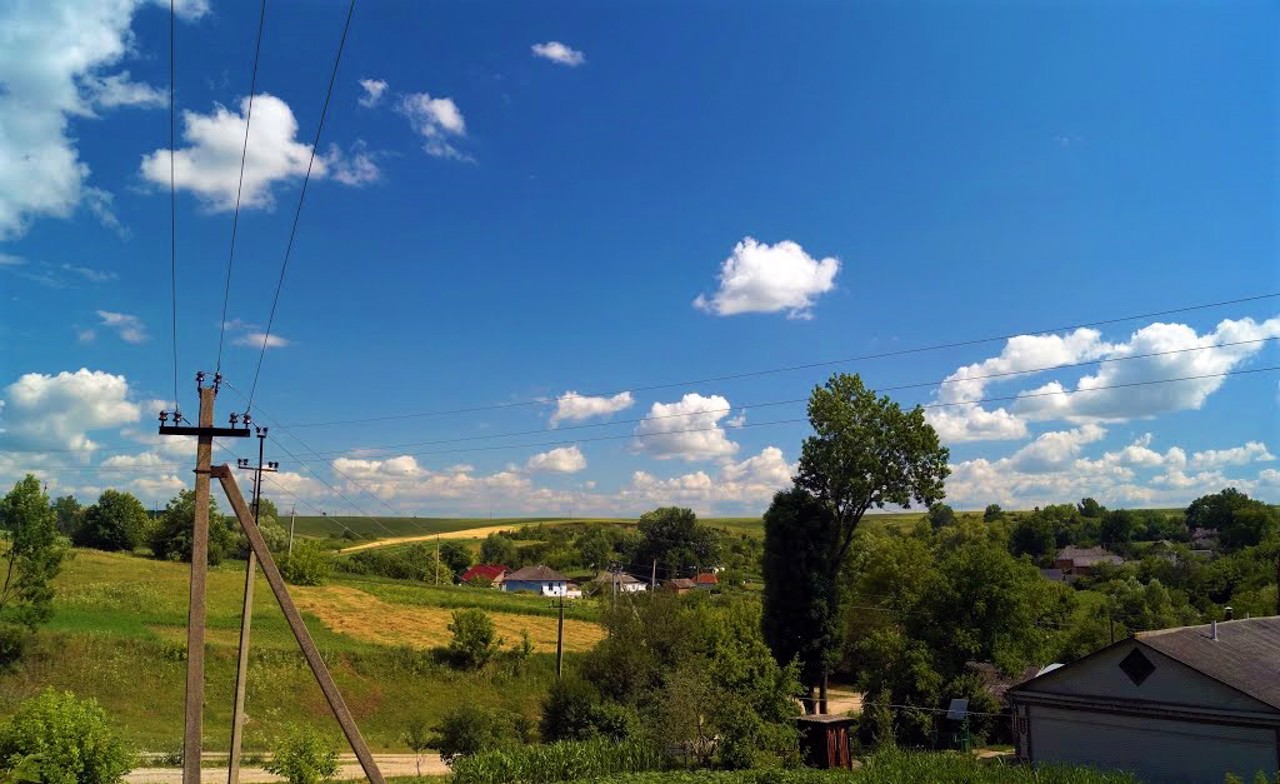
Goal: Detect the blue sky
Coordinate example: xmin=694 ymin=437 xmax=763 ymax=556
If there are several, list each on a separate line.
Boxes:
xmin=1 ymin=0 xmax=1277 ymax=517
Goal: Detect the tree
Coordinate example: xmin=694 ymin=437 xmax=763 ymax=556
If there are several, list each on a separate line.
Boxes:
xmin=1009 ymin=513 xmax=1056 ymax=561
xmin=1078 ymin=497 xmax=1106 ymax=519
xmin=633 ymin=507 xmax=719 ymax=577
xmin=782 ymin=372 xmax=950 ymax=709
xmin=446 ymin=608 xmax=500 ymax=669
xmin=279 ymin=540 xmax=332 ymax=586
xmin=0 ymin=477 xmax=67 ymax=662
xmin=1100 ymin=509 xmax=1137 ymax=548
xmin=925 ymin=503 xmax=956 ymax=530
xmin=76 ymin=490 xmax=149 ymax=552
xmin=0 ymin=688 xmax=134 ymax=784
xmin=1186 ymin=488 xmax=1278 ymax=552
xmin=540 ymin=677 xmax=633 ymax=742
xmin=431 ymin=704 xmax=520 ymax=764
xmin=50 ymin=496 xmax=83 ymax=538
xmin=762 ymin=487 xmax=840 ymax=713
xmin=263 ymin=726 xmax=337 ymax=784
xmin=403 ymin=718 xmax=432 ymax=777
xmin=438 ymin=541 xmax=472 ymax=577
xmin=150 ymin=490 xmax=234 ymax=565
xmin=480 ymin=532 xmax=518 ymax=566
xmin=576 ymin=526 xmax=617 ymax=570
xmin=983 ymin=504 xmax=1004 ymax=523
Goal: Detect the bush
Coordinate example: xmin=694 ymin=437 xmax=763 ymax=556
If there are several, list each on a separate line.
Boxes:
xmin=0 ymin=689 xmax=134 ymax=784
xmin=263 ymin=725 xmax=338 ymax=784
xmin=150 ymin=490 xmax=235 ymax=565
xmin=541 ymin=677 xmax=635 ymax=742
xmin=432 ymin=703 xmax=525 ymax=764
xmin=451 ymin=738 xmax=665 ymax=784
xmin=446 ymin=608 xmax=500 ymax=669
xmin=76 ymin=489 xmax=149 ymax=552
xmin=279 ymin=540 xmax=332 ymax=586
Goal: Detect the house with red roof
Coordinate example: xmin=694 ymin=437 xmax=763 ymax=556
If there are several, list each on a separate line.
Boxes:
xmin=694 ymin=573 xmax=719 ymax=590
xmin=460 ymin=564 xmax=509 ymax=587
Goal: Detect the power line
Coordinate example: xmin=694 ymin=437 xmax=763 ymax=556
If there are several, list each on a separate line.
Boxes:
xmin=287 ymin=365 xmax=1280 ymax=467
xmin=295 ymin=338 xmax=1275 ymax=458
xmin=214 ymin=0 xmax=269 ymax=374
xmin=286 ymin=292 xmax=1280 ymax=427
xmin=168 ymin=0 xmax=180 ymax=415
xmin=247 ymin=0 xmax=357 ymax=408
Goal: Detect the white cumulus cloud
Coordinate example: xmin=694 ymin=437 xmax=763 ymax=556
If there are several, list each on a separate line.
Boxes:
xmin=550 ymin=391 xmax=634 ymax=426
xmin=81 ymin=71 xmax=166 ymax=109
xmin=1189 ymin=441 xmax=1275 ymax=470
xmin=397 ymin=92 xmax=469 ymax=160
xmin=234 ymin=332 xmax=289 ymax=350
xmin=532 ymin=41 xmax=586 ymax=67
xmin=633 ymin=393 xmax=738 ymax=461
xmin=140 ymin=94 xmax=322 ymax=211
xmin=0 ymin=369 xmax=141 ymax=452
xmin=96 ymin=310 xmax=147 ymax=343
xmin=1007 ymin=424 xmax=1107 ymax=474
xmin=693 ymin=237 xmax=839 ymax=319
xmin=357 ymin=78 xmax=388 ymax=108
xmin=526 ymin=446 xmax=587 ymax=473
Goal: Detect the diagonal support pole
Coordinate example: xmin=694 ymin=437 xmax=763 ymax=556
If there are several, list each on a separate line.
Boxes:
xmin=213 ymin=464 xmax=385 ymax=784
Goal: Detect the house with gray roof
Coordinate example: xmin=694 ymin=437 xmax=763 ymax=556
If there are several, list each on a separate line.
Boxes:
xmin=1009 ymin=616 xmax=1280 ymax=783
xmin=502 ymin=565 xmax=570 ymax=596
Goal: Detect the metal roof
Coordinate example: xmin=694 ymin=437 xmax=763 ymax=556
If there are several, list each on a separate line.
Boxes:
xmin=1136 ymin=617 xmax=1280 ymax=710
xmin=504 ymin=564 xmax=568 ymax=582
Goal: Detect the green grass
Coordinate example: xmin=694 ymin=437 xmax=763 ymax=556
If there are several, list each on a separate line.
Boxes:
xmin=342 ymin=575 xmax=600 ymax=622
xmin=0 ymin=548 xmax=587 ymax=754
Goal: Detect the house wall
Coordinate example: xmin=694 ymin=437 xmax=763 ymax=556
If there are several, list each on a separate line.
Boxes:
xmin=1024 ymin=704 xmax=1276 ymax=783
xmin=503 ymin=579 xmax=567 ymax=595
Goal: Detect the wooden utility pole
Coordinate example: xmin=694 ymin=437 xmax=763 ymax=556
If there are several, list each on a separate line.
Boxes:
xmin=214 ymin=465 xmax=385 ymax=784
xmin=287 ymin=504 xmax=296 ymax=557
xmin=159 ymin=372 xmax=249 ymax=784
xmin=651 ymin=559 xmax=657 ymax=591
xmin=229 ymin=427 xmax=277 ymax=784
xmin=435 ymin=534 xmax=441 ymax=585
xmin=555 ymin=593 xmax=565 ymax=680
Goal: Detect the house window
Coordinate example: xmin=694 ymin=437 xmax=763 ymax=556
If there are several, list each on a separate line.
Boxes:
xmin=1118 ymin=648 xmax=1156 ymax=686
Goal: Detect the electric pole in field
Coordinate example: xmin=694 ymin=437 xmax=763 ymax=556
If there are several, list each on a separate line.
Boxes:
xmin=556 ymin=592 xmax=565 ymax=680
xmin=159 ymin=372 xmax=249 ymax=784
xmin=287 ymin=504 xmax=296 ymax=557
xmin=229 ymin=428 xmax=277 ymax=784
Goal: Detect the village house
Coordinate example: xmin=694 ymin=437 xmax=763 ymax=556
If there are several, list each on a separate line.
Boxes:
xmin=694 ymin=572 xmax=718 ymax=590
xmin=459 ymin=564 xmax=508 ymax=587
xmin=593 ymin=570 xmax=648 ymax=593
xmin=1053 ymin=545 xmax=1123 ymax=576
xmin=501 ymin=564 xmax=570 ymax=596
xmin=665 ymin=577 xmax=696 ymax=595
xmin=1009 ymin=616 xmax=1280 ymax=784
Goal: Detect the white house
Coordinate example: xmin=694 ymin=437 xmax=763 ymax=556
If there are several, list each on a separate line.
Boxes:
xmin=502 ymin=565 xmax=570 ymax=596
xmin=594 ymin=570 xmax=648 ymax=594
xmin=1009 ymin=617 xmax=1280 ymax=784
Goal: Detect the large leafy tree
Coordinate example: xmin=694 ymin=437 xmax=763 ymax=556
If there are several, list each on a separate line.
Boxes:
xmin=76 ymin=490 xmax=149 ymax=552
xmin=479 ymin=533 xmax=518 ymax=566
xmin=150 ymin=490 xmax=234 ymax=565
xmin=633 ymin=507 xmax=719 ymax=578
xmin=770 ymin=373 xmax=949 ymax=711
xmin=0 ymin=477 xmax=67 ymax=663
xmin=51 ymin=496 xmax=84 ymax=538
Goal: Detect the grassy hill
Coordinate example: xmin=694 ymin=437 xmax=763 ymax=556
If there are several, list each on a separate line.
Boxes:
xmin=0 ymin=548 xmax=604 ymax=754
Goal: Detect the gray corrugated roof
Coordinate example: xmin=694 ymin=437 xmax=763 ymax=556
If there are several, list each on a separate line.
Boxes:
xmin=1137 ymin=617 xmax=1280 ymax=710
xmin=505 ymin=564 xmax=568 ymax=582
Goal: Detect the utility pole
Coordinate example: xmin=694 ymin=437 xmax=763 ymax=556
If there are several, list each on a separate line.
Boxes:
xmin=158 ymin=372 xmax=249 ymax=784
xmin=229 ymin=428 xmax=277 ymax=784
xmin=555 ymin=593 xmax=564 ymax=680
xmin=651 ymin=559 xmax=657 ymax=591
xmin=435 ymin=534 xmax=441 ymax=585
xmin=287 ymin=504 xmax=296 ymax=558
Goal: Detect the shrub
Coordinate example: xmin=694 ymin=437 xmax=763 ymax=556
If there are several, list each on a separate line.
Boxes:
xmin=446 ymin=608 xmax=500 ymax=669
xmin=279 ymin=540 xmax=333 ymax=586
xmin=263 ymin=725 xmax=338 ymax=784
xmin=150 ymin=490 xmax=234 ymax=565
xmin=76 ymin=489 xmax=149 ymax=552
xmin=451 ymin=738 xmax=665 ymax=784
xmin=541 ymin=677 xmax=635 ymax=742
xmin=0 ymin=689 xmax=134 ymax=784
xmin=432 ymin=703 xmax=523 ymax=764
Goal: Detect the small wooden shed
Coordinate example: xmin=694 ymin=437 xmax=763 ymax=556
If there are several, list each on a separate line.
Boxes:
xmin=796 ymin=714 xmax=856 ymax=769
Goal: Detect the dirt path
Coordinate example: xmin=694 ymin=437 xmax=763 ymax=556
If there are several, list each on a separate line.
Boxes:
xmin=337 ymin=522 xmax=561 ymax=553
xmin=127 ymin=754 xmax=446 ymax=783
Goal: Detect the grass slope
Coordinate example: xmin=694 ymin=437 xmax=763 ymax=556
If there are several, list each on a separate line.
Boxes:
xmin=0 ymin=549 xmax=602 ymax=753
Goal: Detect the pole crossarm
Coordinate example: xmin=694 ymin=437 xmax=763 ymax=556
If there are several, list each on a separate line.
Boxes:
xmin=160 ymin=425 xmax=251 ymax=438
xmin=213 ymin=464 xmax=386 ymax=784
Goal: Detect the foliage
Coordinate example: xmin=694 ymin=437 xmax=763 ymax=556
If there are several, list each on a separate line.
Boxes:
xmin=0 ymin=477 xmax=67 ymax=660
xmin=1008 ymin=514 xmax=1056 ymax=562
xmin=761 ymin=487 xmax=841 ymax=703
xmin=337 ymin=542 xmax=444 ymax=582
xmin=450 ymin=738 xmax=665 ymax=784
xmin=149 ymin=490 xmax=234 ymax=565
xmin=0 ymin=689 xmax=134 ymax=784
xmin=480 ymin=533 xmax=519 ymax=567
xmin=279 ymin=539 xmax=333 ymax=586
xmin=50 ymin=496 xmax=84 ymax=538
xmin=262 ymin=725 xmax=338 ymax=784
xmin=432 ymin=703 xmax=527 ymax=764
xmin=76 ymin=489 xmax=149 ymax=552
xmin=403 ymin=717 xmax=433 ymax=778
xmin=982 ymin=504 xmax=1004 ymax=522
xmin=924 ymin=503 xmax=956 ymax=530
xmin=446 ymin=608 xmax=500 ymax=669
xmin=439 ymin=541 xmax=473 ymax=577
xmin=1077 ymin=497 xmax=1106 ymax=519
xmin=541 ymin=677 xmax=634 ymax=743
xmin=1099 ymin=509 xmax=1136 ymax=548
xmin=634 ymin=508 xmax=720 ymax=578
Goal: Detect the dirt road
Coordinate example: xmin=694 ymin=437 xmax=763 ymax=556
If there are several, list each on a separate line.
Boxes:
xmin=126 ymin=754 xmax=447 ymax=783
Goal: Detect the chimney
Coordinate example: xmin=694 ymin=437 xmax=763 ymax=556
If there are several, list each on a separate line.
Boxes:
xmin=1211 ymin=620 xmax=1218 ymax=641
xmin=1224 ymin=606 xmax=1234 ymax=621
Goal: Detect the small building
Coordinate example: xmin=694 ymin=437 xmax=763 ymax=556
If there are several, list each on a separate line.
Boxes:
xmin=460 ymin=564 xmax=508 ymax=587
xmin=593 ymin=571 xmax=648 ymax=594
xmin=1009 ymin=617 xmax=1280 ymax=784
xmin=1038 ymin=568 xmax=1067 ymax=583
xmin=665 ymin=577 xmax=696 ymax=595
xmin=1190 ymin=527 xmax=1219 ymax=547
xmin=502 ymin=564 xmax=570 ymax=596
xmin=694 ymin=572 xmax=719 ymax=590
xmin=1053 ymin=546 xmax=1123 ymax=575
xmin=795 ymin=715 xmax=856 ymax=769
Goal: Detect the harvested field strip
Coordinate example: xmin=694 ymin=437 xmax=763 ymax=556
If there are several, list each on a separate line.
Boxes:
xmin=292 ymin=585 xmax=605 ymax=653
